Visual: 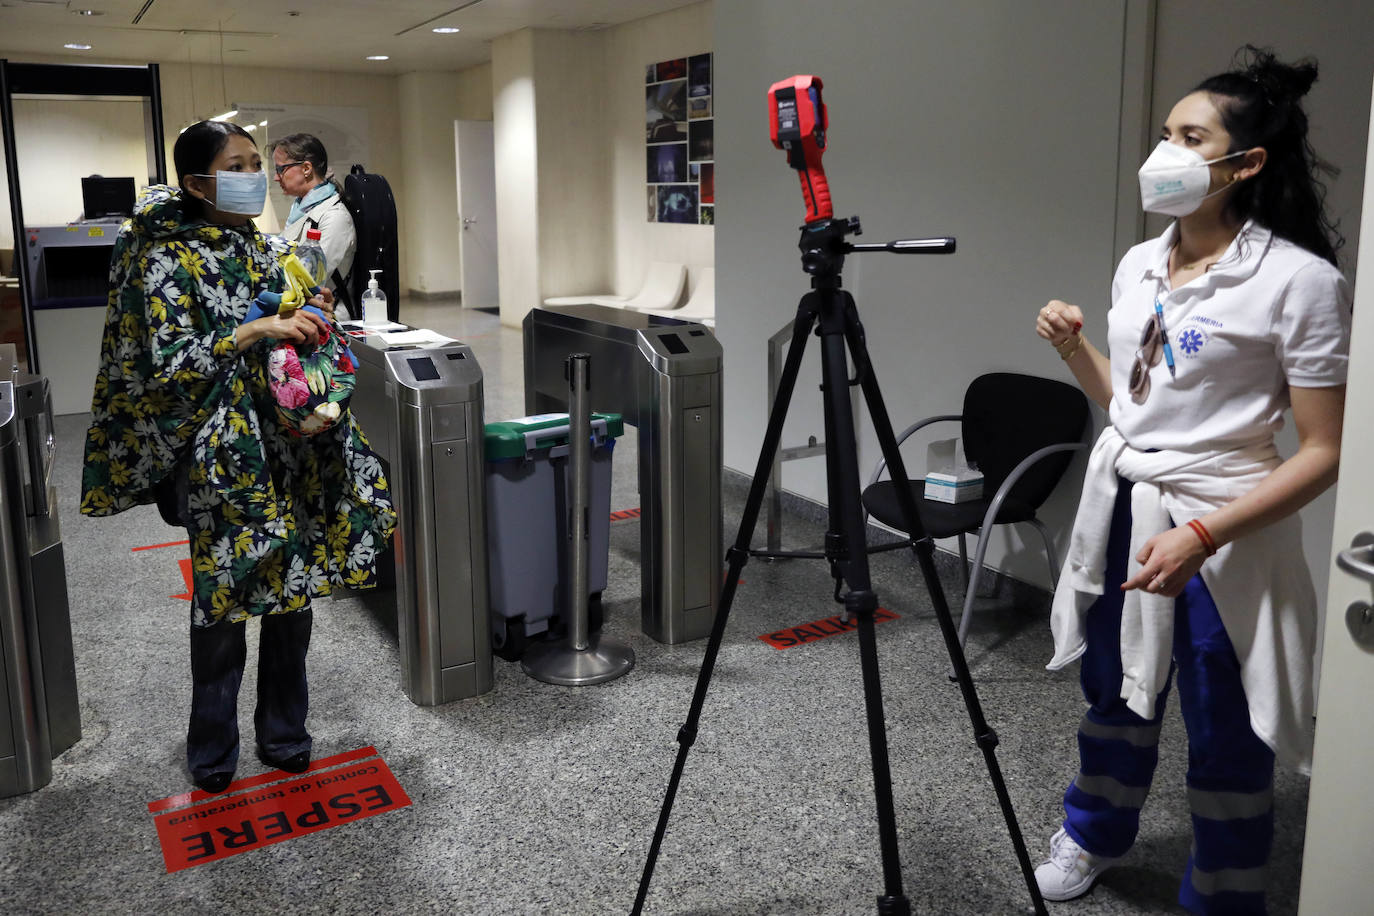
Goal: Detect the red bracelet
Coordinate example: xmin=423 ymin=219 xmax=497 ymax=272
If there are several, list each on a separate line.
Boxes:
xmin=1187 ymin=519 xmax=1217 ymax=557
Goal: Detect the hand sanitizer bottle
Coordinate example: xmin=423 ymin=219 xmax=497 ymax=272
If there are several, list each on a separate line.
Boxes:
xmin=362 ymin=269 xmax=389 ymax=326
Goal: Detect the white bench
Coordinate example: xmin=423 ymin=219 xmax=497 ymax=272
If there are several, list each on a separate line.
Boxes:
xmin=543 ymin=260 xmax=686 ymax=311
xmin=634 ymin=267 xmax=714 ymax=328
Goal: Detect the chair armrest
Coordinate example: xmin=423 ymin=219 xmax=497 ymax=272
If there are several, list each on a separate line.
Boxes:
xmin=865 ymin=414 xmax=962 ymax=488
xmin=974 ymin=442 xmax=1089 ymax=537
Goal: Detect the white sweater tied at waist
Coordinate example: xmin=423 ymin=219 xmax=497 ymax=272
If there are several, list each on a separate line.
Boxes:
xmin=1047 ymin=425 xmax=1318 ymax=773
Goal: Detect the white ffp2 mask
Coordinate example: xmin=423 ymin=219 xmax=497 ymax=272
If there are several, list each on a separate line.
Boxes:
xmin=1137 ymin=141 xmax=1245 ymax=217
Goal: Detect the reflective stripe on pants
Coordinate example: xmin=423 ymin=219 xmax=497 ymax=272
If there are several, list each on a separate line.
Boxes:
xmin=1062 ymin=478 xmax=1274 ymax=916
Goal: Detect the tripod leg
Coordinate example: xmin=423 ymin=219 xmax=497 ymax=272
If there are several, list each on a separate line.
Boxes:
xmin=814 ymin=304 xmax=910 ymax=915
xmin=633 ymin=302 xmax=819 ymax=916
xmin=843 ymin=309 xmax=1048 ymax=915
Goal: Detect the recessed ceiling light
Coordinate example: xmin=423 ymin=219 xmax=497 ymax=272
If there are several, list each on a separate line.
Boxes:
xmin=244 ymin=124 xmax=256 ymax=132
xmin=432 ymin=27 xmax=460 ymax=34
xmin=365 ymin=55 xmax=389 ymax=61
xmin=210 ymin=109 xmax=238 ymax=122
xmin=64 ymin=43 xmax=93 ymax=50
xmin=258 ymin=120 xmax=268 ymax=127
xmin=73 ymin=9 xmax=104 ymax=16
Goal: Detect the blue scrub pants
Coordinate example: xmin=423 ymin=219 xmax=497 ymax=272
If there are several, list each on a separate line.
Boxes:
xmin=187 ymin=610 xmax=313 ymax=782
xmin=1062 ymin=478 xmax=1274 ymax=916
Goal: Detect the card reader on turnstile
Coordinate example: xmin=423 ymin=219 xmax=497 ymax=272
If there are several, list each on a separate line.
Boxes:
xmin=348 ymin=332 xmax=492 ymax=705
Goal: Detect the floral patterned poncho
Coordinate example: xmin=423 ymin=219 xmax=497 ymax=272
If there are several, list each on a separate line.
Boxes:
xmin=81 ymin=185 xmax=396 ymax=627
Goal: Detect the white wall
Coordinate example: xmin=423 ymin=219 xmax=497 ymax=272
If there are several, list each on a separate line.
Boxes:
xmin=0 ymin=98 xmax=149 ymax=247
xmin=399 ymin=71 xmax=465 ymax=295
xmin=455 ymin=63 xmax=494 ymax=122
xmin=396 ymin=65 xmax=492 ymax=297
xmin=492 ymin=30 xmax=541 ymax=327
xmin=532 ymin=29 xmax=609 ymax=305
xmin=715 ymin=0 xmax=1142 ymax=587
xmin=604 ymin=2 xmax=714 ymax=302
xmin=0 ymin=52 xmax=410 ymax=285
xmin=1151 ymin=1 xmax=1373 ymax=603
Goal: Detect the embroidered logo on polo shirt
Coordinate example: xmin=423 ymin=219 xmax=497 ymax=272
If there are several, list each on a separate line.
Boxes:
xmin=1178 ymin=326 xmax=1209 ymax=357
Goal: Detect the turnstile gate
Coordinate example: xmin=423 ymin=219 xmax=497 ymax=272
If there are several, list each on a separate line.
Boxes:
xmin=350 ymin=336 xmax=492 ymax=705
xmin=524 ymin=305 xmax=722 ymax=645
xmin=0 ymin=348 xmax=78 ymax=798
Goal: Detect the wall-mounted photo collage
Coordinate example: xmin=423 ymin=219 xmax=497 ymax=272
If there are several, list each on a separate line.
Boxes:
xmin=646 ymin=52 xmax=713 ymax=225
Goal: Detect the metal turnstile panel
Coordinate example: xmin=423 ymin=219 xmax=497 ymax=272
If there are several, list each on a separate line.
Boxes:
xmin=680 ymin=405 xmax=714 ymax=613
xmin=31 ymin=539 xmax=77 ymax=754
xmin=524 ymin=305 xmax=722 ymax=645
xmin=348 ymin=335 xmax=492 ymax=705
xmin=0 ymin=624 xmax=12 ymax=761
xmin=0 ymin=378 xmax=52 ymax=797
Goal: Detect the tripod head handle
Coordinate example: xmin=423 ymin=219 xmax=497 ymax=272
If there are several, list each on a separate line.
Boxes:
xmin=849 ymin=237 xmax=957 ymax=255
xmin=769 ymin=75 xmax=832 ymax=224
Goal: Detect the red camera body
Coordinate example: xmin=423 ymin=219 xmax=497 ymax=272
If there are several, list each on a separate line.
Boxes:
xmin=768 ymin=75 xmax=832 ymax=224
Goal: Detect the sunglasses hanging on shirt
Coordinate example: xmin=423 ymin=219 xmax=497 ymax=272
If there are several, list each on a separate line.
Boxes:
xmin=1128 ymin=300 xmax=1178 ymax=405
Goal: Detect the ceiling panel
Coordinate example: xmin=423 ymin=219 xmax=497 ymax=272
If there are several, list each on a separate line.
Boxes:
xmin=0 ymin=0 xmax=699 ymax=73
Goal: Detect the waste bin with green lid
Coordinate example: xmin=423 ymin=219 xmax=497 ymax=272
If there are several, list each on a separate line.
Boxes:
xmin=484 ymin=412 xmax=623 ymax=660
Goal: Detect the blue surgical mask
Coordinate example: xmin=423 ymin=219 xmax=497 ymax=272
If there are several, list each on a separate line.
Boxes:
xmin=194 ymin=169 xmax=268 ymax=215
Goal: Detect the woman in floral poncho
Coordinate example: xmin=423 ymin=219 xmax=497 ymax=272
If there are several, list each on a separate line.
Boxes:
xmin=81 ymin=121 xmax=396 ymax=793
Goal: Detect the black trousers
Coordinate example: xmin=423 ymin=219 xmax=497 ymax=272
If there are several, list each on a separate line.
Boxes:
xmin=186 ymin=610 xmax=313 ymax=782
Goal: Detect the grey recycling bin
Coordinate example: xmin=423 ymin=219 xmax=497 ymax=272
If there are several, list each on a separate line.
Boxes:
xmin=349 ymin=333 xmax=492 ymax=705
xmin=483 ymin=412 xmax=622 ymax=660
xmin=0 ymin=347 xmax=79 ymax=798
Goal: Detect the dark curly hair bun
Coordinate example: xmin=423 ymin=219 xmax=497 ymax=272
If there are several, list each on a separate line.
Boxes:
xmin=1239 ymin=45 xmax=1318 ymax=105
xmin=1193 ymin=45 xmax=1341 ymax=265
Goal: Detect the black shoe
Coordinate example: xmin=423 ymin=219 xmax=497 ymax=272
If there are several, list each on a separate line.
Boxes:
xmin=259 ymin=750 xmax=311 ymax=774
xmin=195 ymin=772 xmax=234 ymax=793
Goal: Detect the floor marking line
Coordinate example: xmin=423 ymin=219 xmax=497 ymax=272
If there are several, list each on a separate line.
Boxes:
xmin=131 ymin=539 xmax=190 ymax=552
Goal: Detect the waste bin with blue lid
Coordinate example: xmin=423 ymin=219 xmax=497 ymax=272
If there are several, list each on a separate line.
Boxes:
xmin=484 ymin=412 xmax=623 ymax=660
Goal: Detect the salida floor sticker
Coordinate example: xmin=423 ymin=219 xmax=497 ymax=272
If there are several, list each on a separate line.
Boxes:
xmin=759 ymin=608 xmax=900 ymax=649
xmin=148 ymin=746 xmax=411 ymax=872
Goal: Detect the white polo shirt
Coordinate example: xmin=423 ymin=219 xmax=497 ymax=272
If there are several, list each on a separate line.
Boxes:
xmin=1107 ymin=220 xmax=1351 ymax=452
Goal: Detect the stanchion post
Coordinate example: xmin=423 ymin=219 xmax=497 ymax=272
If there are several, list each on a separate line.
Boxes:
xmin=568 ymin=354 xmax=592 ymax=652
xmin=521 ymin=354 xmax=635 ymax=687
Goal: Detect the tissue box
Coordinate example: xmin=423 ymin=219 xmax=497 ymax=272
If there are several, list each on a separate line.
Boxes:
xmin=923 ymin=471 xmax=984 ymax=503
xmin=923 ymin=437 xmax=984 ymax=504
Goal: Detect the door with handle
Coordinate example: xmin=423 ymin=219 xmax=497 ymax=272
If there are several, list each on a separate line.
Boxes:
xmin=454 ymin=120 xmax=499 ymax=310
xmin=1298 ymin=77 xmax=1374 ymax=914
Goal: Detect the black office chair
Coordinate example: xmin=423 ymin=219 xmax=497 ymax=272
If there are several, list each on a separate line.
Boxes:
xmin=861 ymin=372 xmax=1091 ymax=655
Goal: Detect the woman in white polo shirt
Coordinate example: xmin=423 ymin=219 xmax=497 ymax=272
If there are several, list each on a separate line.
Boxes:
xmin=1032 ymin=47 xmax=1349 ymax=915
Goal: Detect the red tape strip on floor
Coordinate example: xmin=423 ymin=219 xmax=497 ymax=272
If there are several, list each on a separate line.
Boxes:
xmin=131 ymin=539 xmax=190 ymax=552
xmin=148 ymin=746 xmax=410 ymax=872
xmin=609 ymin=507 xmax=642 ymax=521
xmin=759 ymin=608 xmax=900 ymax=650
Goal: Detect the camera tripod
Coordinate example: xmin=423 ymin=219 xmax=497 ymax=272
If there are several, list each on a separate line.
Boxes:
xmin=632 ymin=215 xmax=1047 ymax=915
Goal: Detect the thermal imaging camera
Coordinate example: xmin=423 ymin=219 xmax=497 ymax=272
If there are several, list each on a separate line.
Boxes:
xmin=768 ymin=75 xmax=831 ymax=224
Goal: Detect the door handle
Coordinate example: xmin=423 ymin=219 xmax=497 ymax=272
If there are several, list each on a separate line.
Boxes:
xmin=1336 ymin=531 xmax=1374 ymax=584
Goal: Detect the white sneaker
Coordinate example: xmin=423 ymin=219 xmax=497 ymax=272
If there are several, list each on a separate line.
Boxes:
xmin=1034 ymin=827 xmax=1119 ymax=902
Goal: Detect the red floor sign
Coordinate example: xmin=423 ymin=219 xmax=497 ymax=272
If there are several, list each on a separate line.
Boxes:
xmin=148 ymin=746 xmax=410 ymax=872
xmin=759 ymin=608 xmax=900 ymax=650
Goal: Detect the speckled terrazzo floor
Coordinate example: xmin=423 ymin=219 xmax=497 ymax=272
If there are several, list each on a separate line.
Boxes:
xmin=0 ymin=301 xmax=1308 ymax=915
